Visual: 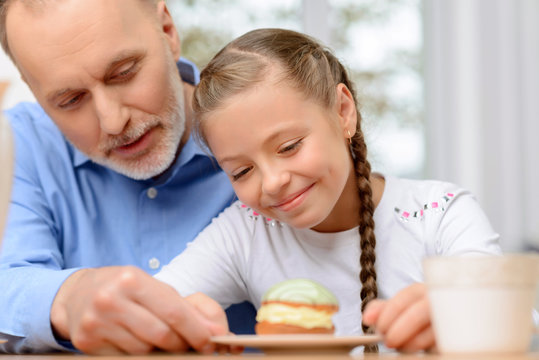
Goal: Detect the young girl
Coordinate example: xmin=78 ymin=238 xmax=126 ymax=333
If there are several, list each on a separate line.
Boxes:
xmin=155 ymin=28 xmax=501 ymax=352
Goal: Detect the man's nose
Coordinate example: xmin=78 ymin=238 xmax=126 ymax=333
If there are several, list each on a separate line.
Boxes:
xmin=93 ymin=89 xmax=129 ymax=135
xmin=261 ymin=166 xmax=291 ymax=196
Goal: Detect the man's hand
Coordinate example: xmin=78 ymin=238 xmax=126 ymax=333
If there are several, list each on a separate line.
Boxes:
xmin=362 ymin=283 xmax=436 ymax=353
xmin=184 ymin=293 xmax=243 ymax=355
xmin=50 ymin=266 xmax=228 ymax=355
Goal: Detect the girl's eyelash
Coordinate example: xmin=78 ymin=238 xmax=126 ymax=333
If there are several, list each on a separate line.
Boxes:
xmin=230 ymin=139 xmax=303 ymax=181
xmin=279 ymin=138 xmax=303 ymax=153
xmin=232 ymin=166 xmax=252 ymax=181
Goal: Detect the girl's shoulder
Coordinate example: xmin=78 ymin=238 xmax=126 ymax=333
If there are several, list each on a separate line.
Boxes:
xmin=374 ymin=174 xmax=500 ymax=256
xmin=377 ymin=174 xmax=470 ymax=223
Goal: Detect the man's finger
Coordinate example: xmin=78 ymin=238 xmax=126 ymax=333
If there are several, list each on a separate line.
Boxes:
xmin=185 ymin=292 xmax=229 ymax=333
xmin=72 ymin=326 xmax=145 ymax=356
xmin=111 ymin=299 xmax=190 ymax=353
xmin=133 ymin=280 xmax=217 ymax=353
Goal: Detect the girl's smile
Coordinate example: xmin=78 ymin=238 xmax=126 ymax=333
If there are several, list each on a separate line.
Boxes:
xmin=269 ymin=183 xmax=315 ymax=213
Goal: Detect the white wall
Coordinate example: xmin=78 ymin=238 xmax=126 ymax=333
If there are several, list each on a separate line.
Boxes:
xmin=301 ymin=0 xmax=331 ymax=45
xmin=424 ymin=0 xmax=539 ymax=252
xmin=0 ymin=50 xmax=35 ymax=110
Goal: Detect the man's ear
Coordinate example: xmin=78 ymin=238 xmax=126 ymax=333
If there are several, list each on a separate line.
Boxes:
xmin=336 ymin=83 xmax=358 ymax=137
xmin=156 ymin=1 xmax=181 ymax=60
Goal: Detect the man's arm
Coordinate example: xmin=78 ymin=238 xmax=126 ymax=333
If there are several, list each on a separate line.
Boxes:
xmin=0 ymin=266 xmax=79 ymax=353
xmin=0 ymin=156 xmax=228 ymax=354
xmin=0 ymin=107 xmax=79 ymax=352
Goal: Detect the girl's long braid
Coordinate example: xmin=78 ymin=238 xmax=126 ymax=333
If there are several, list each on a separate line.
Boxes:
xmin=325 ymin=50 xmax=379 ymax=353
xmin=352 ymin=129 xmax=379 ymax=353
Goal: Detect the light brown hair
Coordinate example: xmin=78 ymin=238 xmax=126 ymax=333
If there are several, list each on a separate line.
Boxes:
xmin=193 ymin=28 xmax=378 ymax=352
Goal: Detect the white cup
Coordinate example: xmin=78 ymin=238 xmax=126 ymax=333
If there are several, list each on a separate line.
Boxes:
xmin=0 ymin=114 xmax=14 ymax=242
xmin=423 ymin=254 xmax=539 ymax=354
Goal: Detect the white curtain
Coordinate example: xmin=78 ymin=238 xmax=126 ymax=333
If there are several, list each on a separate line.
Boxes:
xmin=301 ymin=0 xmax=331 ymax=45
xmin=424 ymin=0 xmax=539 ymax=251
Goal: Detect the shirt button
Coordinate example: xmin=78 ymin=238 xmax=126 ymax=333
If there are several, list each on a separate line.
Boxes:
xmin=147 ymin=187 xmax=158 ymax=199
xmin=149 ymin=257 xmax=160 ymax=270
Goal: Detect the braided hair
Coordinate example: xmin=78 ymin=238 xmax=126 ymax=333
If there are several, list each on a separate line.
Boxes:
xmin=193 ymin=28 xmax=378 ymax=352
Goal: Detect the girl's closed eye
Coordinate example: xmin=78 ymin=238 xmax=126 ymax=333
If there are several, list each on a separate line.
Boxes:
xmin=278 ymin=138 xmax=303 ymax=155
xmin=231 ymin=166 xmax=253 ymax=181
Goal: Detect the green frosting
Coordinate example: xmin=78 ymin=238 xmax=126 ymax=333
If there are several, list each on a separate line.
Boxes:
xmin=262 ymin=278 xmax=339 ymax=306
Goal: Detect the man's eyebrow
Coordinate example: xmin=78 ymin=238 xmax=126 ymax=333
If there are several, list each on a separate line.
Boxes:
xmin=45 ymin=50 xmax=146 ymax=103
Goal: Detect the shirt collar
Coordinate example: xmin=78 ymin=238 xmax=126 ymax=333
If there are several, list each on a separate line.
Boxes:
xmin=73 ymin=146 xmax=90 ymax=167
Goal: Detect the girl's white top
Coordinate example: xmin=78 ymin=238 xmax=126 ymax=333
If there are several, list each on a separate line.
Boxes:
xmin=155 ymin=175 xmax=502 ymax=335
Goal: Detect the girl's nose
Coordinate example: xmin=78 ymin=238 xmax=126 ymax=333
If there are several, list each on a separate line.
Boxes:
xmin=93 ymin=89 xmax=129 ymax=135
xmin=262 ymin=167 xmax=291 ymax=195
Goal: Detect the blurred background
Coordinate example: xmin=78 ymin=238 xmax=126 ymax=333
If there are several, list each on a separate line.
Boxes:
xmin=1 ymin=0 xmax=537 ymax=253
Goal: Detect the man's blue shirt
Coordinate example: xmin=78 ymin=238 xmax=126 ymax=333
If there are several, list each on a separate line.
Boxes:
xmin=0 ymin=59 xmax=254 ymax=353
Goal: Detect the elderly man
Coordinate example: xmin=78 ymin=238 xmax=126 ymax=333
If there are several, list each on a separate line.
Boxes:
xmin=0 ymin=0 xmax=254 ymax=354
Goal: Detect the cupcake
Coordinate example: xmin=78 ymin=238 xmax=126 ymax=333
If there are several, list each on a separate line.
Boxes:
xmin=255 ymin=278 xmax=339 ymax=335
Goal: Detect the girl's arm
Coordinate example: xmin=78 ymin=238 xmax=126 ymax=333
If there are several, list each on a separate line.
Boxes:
xmin=155 ymin=201 xmax=252 ymax=309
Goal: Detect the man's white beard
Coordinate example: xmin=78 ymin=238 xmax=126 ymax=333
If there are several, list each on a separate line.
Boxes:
xmin=88 ymin=79 xmax=186 ymax=180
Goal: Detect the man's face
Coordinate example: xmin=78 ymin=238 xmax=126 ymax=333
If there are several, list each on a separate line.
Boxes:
xmin=6 ymin=0 xmax=185 ymax=180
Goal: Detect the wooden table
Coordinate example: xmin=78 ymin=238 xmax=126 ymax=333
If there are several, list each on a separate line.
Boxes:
xmin=0 ymin=352 xmax=538 ymax=360
xmin=1 ymin=334 xmax=538 ymax=359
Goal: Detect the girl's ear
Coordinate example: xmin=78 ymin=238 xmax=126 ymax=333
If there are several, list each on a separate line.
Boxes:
xmin=335 ymin=83 xmax=358 ymax=138
xmin=156 ymin=1 xmax=181 ymax=60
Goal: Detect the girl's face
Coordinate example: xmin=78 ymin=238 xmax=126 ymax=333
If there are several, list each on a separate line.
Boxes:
xmin=204 ymin=78 xmax=359 ymax=232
